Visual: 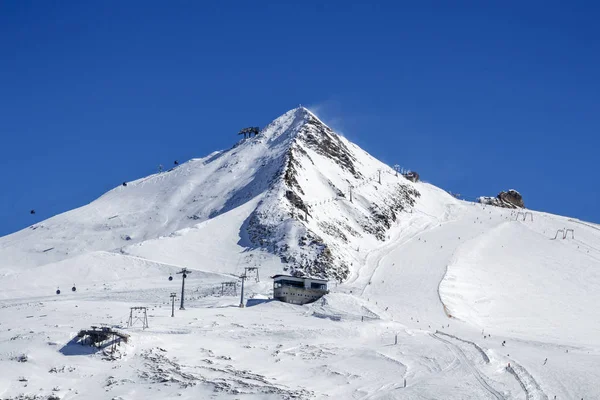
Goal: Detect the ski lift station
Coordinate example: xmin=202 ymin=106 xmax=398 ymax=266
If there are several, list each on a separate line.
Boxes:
xmin=272 ymin=275 xmax=329 ymax=305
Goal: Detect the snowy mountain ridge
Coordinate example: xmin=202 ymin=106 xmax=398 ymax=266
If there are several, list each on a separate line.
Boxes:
xmin=0 ymin=107 xmax=421 ymax=280
xmin=0 ymin=107 xmax=599 ymax=399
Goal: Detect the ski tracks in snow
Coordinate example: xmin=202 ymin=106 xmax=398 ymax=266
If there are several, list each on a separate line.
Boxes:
xmin=431 ymin=331 xmax=549 ymax=400
xmin=430 ymin=332 xmax=505 ymax=400
xmin=506 ymin=362 xmax=549 ymax=400
xmin=354 ymin=207 xmax=457 ymax=296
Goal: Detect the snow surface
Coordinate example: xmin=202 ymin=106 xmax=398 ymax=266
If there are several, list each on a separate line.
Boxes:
xmin=0 ymin=107 xmax=598 ymax=399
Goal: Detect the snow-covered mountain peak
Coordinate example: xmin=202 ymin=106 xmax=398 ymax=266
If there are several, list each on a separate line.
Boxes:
xmin=241 ymin=106 xmax=339 ymax=159
xmin=248 ymin=106 xmax=305 ymax=144
xmin=242 ymin=107 xmax=421 ymax=279
xmin=0 ymin=106 xmax=422 ymax=279
xmin=2 ymin=107 xmax=600 ymax=399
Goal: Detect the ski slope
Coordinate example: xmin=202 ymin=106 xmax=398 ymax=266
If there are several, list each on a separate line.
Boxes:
xmin=0 ymin=107 xmax=598 ymax=399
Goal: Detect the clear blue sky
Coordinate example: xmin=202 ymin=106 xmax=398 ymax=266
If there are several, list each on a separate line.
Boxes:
xmin=1 ymin=1 xmax=599 ymax=236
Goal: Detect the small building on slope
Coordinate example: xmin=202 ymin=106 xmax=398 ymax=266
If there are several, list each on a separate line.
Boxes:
xmin=272 ymin=275 xmax=329 ymax=305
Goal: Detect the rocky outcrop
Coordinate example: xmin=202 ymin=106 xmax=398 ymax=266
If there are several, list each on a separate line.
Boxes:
xmin=402 ymin=171 xmax=419 ymax=182
xmin=498 ymin=190 xmax=524 ymax=208
xmin=477 ymin=189 xmax=524 ymax=209
xmin=299 ymin=113 xmax=362 ymax=179
xmin=363 ymin=184 xmax=421 ymax=241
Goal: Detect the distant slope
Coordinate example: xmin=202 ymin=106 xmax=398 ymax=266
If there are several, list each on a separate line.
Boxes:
xmin=440 ymin=211 xmax=600 ymax=346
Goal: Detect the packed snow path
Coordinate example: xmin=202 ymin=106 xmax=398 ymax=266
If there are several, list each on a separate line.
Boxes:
xmin=430 ymin=332 xmax=505 ymax=399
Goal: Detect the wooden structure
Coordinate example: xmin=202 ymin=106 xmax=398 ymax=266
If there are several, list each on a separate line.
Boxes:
xmin=77 ymin=326 xmax=129 ymax=351
xmin=238 ymin=127 xmax=260 ymax=139
xmin=273 ymin=275 xmax=329 ymax=305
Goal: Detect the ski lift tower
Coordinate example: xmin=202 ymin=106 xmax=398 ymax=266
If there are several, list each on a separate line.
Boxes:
xmin=176 ymin=268 xmax=192 ymax=310
xmin=238 ymin=127 xmax=260 ymax=139
xmin=127 ymin=307 xmax=149 ymax=329
xmin=170 ymin=293 xmax=177 ymax=317
xmin=239 ymin=274 xmax=248 ymax=308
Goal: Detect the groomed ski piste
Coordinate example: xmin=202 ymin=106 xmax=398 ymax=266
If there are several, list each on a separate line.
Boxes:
xmin=0 ymin=107 xmax=598 ymax=399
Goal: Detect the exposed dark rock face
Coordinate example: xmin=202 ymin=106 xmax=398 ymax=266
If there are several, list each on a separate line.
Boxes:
xmin=478 ymin=189 xmax=524 ymax=209
xmin=318 ymin=221 xmax=349 ymax=243
xmin=298 ymin=113 xmax=362 ymax=179
xmin=283 ymin=148 xmax=304 ymax=195
xmin=499 ymin=190 xmax=524 ymax=208
xmin=246 ymin=207 xmax=342 ymax=280
xmin=288 ymin=231 xmax=337 ymax=280
xmin=285 ymin=190 xmax=308 ymax=215
xmin=362 ymin=184 xmax=421 ymax=241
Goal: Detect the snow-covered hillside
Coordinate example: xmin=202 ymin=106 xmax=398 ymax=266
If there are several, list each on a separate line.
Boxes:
xmin=0 ymin=107 xmax=418 ymax=282
xmin=0 ymin=107 xmax=598 ymax=399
